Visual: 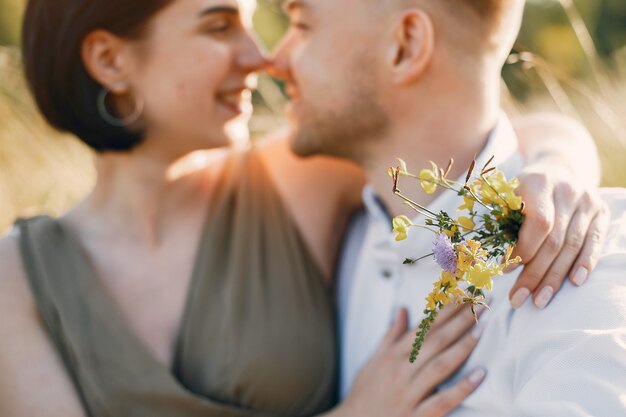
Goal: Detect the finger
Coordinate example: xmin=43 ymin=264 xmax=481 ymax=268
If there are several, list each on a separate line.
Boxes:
xmin=428 ymin=303 xmax=473 ymax=332
xmin=568 ymin=206 xmax=610 ymax=287
xmin=400 ymin=305 xmax=476 ymax=365
xmin=414 ymin=368 xmax=486 ymax=417
xmin=509 ymin=185 xmax=576 ymax=309
xmin=408 ymin=328 xmax=482 ymax=402
xmin=428 ymin=303 xmax=464 ymax=330
xmin=529 ymin=206 xmax=592 ymax=308
xmin=511 ymin=175 xmax=554 ymax=263
xmin=380 ymin=307 xmax=409 ymax=350
xmin=410 ymin=305 xmax=485 ymax=363
xmin=528 ymin=193 xmax=602 ymax=307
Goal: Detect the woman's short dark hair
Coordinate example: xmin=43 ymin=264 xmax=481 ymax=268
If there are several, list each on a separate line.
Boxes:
xmin=22 ymin=0 xmax=172 ymax=152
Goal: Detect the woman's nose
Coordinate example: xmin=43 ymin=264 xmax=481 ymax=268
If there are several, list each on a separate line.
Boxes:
xmin=239 ymin=33 xmax=270 ymax=73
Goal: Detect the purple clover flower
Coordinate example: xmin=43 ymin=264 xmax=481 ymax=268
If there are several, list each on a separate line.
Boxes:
xmin=432 ymin=233 xmax=458 ymax=274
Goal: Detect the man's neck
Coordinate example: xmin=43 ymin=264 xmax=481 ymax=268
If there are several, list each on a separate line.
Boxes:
xmin=364 ymin=92 xmax=500 ymax=217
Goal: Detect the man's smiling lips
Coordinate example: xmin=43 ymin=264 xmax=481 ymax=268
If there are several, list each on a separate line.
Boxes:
xmin=285 ymin=84 xmax=303 ymax=118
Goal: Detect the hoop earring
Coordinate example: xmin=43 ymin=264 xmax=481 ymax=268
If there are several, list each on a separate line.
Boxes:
xmin=97 ymin=83 xmax=144 ymax=127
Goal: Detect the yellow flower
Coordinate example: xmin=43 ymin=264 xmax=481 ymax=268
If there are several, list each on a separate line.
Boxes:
xmin=457 ymin=251 xmax=473 ymax=273
xmin=457 ymin=216 xmax=476 ymax=232
xmin=504 ymin=245 xmax=522 ymax=265
xmin=495 ymin=245 xmax=522 ymax=273
xmin=457 ymin=239 xmax=488 ymax=259
xmin=449 ymin=286 xmax=467 ymax=300
xmin=505 ymin=193 xmax=523 ymax=211
xmin=435 ymin=291 xmax=452 ymax=306
xmin=439 ymin=270 xmax=457 ymax=287
xmin=457 ymin=195 xmax=475 ymax=212
xmin=444 ymin=225 xmax=459 ymax=238
xmin=466 ymin=261 xmax=495 ymax=291
xmin=476 ymin=172 xmax=523 ymax=212
xmin=425 ymin=292 xmax=437 ymax=311
xmin=392 ymin=215 xmax=412 ymax=241
xmin=419 ymin=169 xmax=438 ymax=194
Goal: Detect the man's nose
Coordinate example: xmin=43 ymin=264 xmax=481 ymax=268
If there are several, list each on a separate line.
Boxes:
xmin=266 ymin=35 xmax=293 ymax=81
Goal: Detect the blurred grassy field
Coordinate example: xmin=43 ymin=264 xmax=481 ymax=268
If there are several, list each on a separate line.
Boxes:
xmin=0 ymin=0 xmax=625 ymax=231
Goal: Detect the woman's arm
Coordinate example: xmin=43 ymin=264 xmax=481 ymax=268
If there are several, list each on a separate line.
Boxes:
xmin=511 ymin=113 xmax=608 ymax=309
xmin=0 ymin=233 xmax=86 ymax=417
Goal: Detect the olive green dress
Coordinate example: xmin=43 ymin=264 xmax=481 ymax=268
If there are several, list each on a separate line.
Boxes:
xmin=16 ymin=150 xmax=337 ymax=417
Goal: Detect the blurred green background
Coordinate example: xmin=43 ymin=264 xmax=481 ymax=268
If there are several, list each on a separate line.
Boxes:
xmin=0 ymin=0 xmax=625 ymax=230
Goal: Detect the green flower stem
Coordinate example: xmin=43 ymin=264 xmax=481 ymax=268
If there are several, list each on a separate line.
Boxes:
xmin=394 ymin=190 xmax=439 ymax=219
xmin=410 ymin=309 xmax=439 ymax=363
xmin=409 ymin=224 xmax=438 ymax=233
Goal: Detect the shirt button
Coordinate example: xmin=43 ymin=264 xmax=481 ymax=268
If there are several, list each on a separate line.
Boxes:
xmin=381 ymin=269 xmax=394 ymax=279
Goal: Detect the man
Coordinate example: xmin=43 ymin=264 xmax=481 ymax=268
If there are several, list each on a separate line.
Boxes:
xmin=270 ymin=0 xmax=626 ymax=414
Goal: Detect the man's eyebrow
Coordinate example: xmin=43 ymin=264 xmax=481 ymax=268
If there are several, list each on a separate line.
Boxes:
xmin=198 ymin=5 xmax=239 ymax=18
xmin=283 ymin=0 xmax=308 ymax=13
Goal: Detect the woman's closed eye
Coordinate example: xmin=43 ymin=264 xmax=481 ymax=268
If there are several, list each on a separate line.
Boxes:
xmin=205 ymin=18 xmax=233 ymax=34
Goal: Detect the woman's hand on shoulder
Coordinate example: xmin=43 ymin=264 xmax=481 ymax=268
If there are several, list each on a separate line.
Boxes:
xmin=0 ymin=230 xmax=86 ymax=417
xmin=327 ymin=306 xmax=485 ymax=417
xmin=510 ymin=112 xmax=608 ymax=309
xmin=508 ymin=169 xmax=609 ymax=310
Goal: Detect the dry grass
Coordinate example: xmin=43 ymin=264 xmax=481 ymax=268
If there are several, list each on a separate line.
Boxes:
xmin=0 ymin=46 xmax=95 ymax=231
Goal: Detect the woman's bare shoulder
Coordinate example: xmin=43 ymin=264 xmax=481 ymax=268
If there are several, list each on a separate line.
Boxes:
xmin=0 ymin=229 xmax=86 ymax=417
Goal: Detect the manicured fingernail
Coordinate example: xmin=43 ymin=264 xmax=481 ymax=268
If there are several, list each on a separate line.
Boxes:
xmin=469 ymin=368 xmax=486 ymax=385
xmin=572 ymin=267 xmax=589 ymax=287
xmin=534 ymin=286 xmax=554 ymax=309
xmin=511 ymin=288 xmax=530 ymax=309
xmin=471 ymin=325 xmax=484 ymax=340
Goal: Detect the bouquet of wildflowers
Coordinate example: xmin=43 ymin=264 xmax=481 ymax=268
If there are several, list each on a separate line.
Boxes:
xmin=388 ymin=157 xmax=525 ymax=363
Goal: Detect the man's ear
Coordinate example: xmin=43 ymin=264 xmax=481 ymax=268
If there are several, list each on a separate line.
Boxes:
xmin=81 ymin=30 xmax=131 ymax=93
xmin=387 ymin=9 xmax=434 ymax=85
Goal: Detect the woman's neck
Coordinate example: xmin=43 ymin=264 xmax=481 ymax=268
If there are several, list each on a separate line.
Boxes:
xmin=65 ymin=146 xmax=227 ymax=247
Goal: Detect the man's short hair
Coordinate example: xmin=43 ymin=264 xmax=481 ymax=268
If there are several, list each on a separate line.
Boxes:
xmin=448 ymin=0 xmax=504 ymax=23
xmin=415 ymin=0 xmax=522 ymax=60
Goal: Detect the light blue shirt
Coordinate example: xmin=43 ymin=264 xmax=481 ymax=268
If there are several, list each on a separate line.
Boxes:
xmin=336 ymin=114 xmax=626 ymax=415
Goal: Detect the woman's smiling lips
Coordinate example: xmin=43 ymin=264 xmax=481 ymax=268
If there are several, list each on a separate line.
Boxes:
xmin=216 ymin=87 xmax=250 ymax=116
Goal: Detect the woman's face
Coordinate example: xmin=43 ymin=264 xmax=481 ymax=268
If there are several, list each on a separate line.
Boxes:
xmin=124 ymin=0 xmax=265 ymax=154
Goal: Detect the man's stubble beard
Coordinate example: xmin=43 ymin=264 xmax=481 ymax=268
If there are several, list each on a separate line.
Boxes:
xmin=290 ymin=61 xmax=390 ymax=166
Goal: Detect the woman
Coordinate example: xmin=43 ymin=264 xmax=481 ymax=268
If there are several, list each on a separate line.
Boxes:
xmin=0 ymin=0 xmax=606 ymax=416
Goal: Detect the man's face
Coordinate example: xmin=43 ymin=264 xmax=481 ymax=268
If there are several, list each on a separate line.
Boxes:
xmin=270 ymin=0 xmax=389 ymax=162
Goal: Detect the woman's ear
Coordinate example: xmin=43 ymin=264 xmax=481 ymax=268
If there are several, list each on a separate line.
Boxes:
xmin=387 ymin=9 xmax=434 ymax=86
xmin=81 ymin=30 xmax=131 ymax=93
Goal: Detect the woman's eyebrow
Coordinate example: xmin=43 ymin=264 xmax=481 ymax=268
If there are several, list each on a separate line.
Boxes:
xmin=198 ymin=5 xmax=239 ymax=18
